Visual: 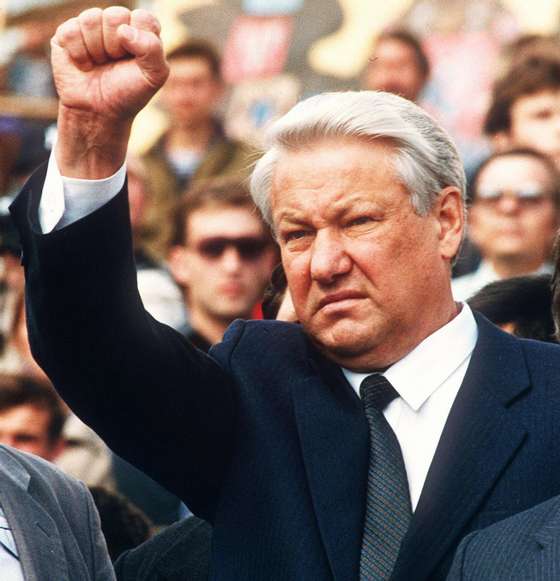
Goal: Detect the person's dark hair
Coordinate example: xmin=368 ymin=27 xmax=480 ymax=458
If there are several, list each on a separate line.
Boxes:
xmin=262 ymin=263 xmax=287 ymax=320
xmin=171 ymin=177 xmax=270 ymax=247
xmin=0 ymin=375 xmax=66 ymax=443
xmin=468 ymin=274 xmax=556 ymax=342
xmin=166 ymin=39 xmax=221 ymax=79
xmin=372 ymin=28 xmax=430 ymax=79
xmin=88 ymin=486 xmax=152 ymax=562
xmin=469 ymin=147 xmax=560 ymax=207
xmin=484 ymin=56 xmax=560 ymax=136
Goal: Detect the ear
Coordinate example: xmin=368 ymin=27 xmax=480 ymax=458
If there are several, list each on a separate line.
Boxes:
xmin=168 ymin=245 xmax=193 ymax=286
xmin=435 ymin=186 xmax=465 ymax=261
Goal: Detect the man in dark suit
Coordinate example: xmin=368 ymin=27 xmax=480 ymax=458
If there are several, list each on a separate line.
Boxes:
xmin=0 ymin=444 xmax=114 ymax=579
xmin=10 ymin=6 xmax=560 ymax=581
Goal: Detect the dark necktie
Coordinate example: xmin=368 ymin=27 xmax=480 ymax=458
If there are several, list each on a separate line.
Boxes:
xmin=359 ymin=373 xmax=412 ymax=580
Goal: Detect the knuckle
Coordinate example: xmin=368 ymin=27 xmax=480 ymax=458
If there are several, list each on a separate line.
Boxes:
xmin=104 ymin=6 xmax=130 ymax=26
xmin=79 ymin=7 xmax=102 ymax=29
xmin=131 ymin=8 xmax=160 ymax=32
xmin=57 ymin=18 xmax=80 ymax=43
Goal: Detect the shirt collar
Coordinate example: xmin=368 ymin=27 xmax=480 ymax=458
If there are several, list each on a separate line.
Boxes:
xmin=343 ymin=303 xmax=478 ymax=411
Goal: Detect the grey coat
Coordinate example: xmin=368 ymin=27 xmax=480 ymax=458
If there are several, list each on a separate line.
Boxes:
xmin=0 ymin=445 xmax=115 ymax=581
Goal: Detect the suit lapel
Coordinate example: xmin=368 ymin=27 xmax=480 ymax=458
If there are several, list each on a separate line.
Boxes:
xmin=0 ymin=448 xmax=70 ymax=581
xmin=292 ymin=344 xmax=369 ymax=581
xmin=393 ymin=316 xmax=530 ymax=581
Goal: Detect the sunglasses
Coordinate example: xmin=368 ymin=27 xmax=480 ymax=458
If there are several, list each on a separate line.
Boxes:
xmin=476 ymin=186 xmax=552 ymax=206
xmin=194 ymin=236 xmax=270 ymax=261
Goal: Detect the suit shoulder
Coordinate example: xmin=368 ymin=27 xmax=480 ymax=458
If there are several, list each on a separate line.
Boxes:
xmin=221 ymin=319 xmax=306 ymax=345
xmin=451 ymin=495 xmax=560 ymax=577
xmin=213 ymin=320 xmax=307 ymax=359
xmin=518 ymin=337 xmax=560 ymax=375
xmin=0 ymin=445 xmax=85 ymax=496
xmin=114 ymin=516 xmax=211 ymax=580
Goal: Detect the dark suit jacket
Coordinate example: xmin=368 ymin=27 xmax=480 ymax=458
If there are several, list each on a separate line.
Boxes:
xmin=114 ymin=516 xmax=211 ymax=580
xmin=0 ymin=445 xmax=114 ymax=581
xmin=11 ymin=169 xmax=560 ymax=581
xmin=447 ymin=495 xmax=560 ymax=580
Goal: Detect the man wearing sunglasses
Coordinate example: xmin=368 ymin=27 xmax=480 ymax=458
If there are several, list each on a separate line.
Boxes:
xmin=453 ymin=148 xmax=560 ymax=301
xmin=168 ymin=178 xmax=276 ymax=352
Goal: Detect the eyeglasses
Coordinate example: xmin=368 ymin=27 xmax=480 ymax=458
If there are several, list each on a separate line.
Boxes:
xmin=194 ymin=236 xmax=270 ymax=261
xmin=476 ymin=186 xmax=553 ymax=207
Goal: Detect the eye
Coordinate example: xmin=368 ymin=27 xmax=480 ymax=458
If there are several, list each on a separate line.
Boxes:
xmin=348 ymin=216 xmax=371 ymax=226
xmin=283 ymin=230 xmax=311 ymax=242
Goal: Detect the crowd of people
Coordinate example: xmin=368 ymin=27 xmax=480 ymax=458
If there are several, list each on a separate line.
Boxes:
xmin=2 ymin=4 xmax=560 ymax=580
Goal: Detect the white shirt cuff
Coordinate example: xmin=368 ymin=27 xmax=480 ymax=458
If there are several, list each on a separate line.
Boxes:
xmin=39 ymin=152 xmax=127 ymax=233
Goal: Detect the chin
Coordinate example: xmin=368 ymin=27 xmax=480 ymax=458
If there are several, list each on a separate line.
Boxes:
xmin=312 ymin=325 xmax=374 ymax=359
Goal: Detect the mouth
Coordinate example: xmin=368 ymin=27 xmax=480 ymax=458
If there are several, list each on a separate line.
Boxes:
xmin=318 ymin=290 xmax=365 ymax=310
xmin=219 ymin=283 xmax=245 ymax=296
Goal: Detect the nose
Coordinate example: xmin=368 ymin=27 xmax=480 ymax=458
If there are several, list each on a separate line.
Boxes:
xmin=496 ymin=193 xmax=521 ymax=214
xmin=220 ymin=246 xmax=243 ymax=273
xmin=310 ymin=229 xmax=352 ymax=284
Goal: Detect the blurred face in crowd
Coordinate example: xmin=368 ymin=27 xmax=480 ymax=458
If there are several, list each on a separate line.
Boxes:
xmin=270 ymin=137 xmax=463 ymax=370
xmin=364 ymin=38 xmax=426 ymax=102
xmin=160 ymin=56 xmax=223 ymax=127
xmin=470 ymin=153 xmax=559 ymax=273
xmin=0 ymin=404 xmax=62 ymax=460
xmin=171 ymin=205 xmax=276 ymax=324
xmin=506 ymin=89 xmax=560 ymax=167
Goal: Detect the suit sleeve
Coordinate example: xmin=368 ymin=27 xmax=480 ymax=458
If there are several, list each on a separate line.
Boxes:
xmin=10 ymin=168 xmax=236 ymax=520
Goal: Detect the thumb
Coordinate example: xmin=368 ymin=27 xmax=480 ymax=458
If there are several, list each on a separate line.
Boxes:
xmin=117 ymin=24 xmax=169 ymax=89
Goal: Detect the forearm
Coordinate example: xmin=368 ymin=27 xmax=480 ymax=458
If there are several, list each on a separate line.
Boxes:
xmin=55 ymin=105 xmax=131 ymax=179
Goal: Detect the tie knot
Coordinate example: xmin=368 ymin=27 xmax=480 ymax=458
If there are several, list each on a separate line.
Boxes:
xmin=360 ymin=373 xmax=399 ymax=411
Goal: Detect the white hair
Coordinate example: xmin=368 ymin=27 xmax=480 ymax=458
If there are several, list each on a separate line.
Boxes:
xmin=250 ymin=90 xmax=466 ymax=226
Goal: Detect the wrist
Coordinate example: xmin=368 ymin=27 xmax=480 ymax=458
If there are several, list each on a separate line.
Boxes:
xmin=55 ymin=105 xmax=132 ymax=179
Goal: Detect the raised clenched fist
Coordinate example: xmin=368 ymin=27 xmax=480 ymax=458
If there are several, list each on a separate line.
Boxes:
xmin=52 ymin=6 xmax=169 ymax=120
xmin=52 ymin=7 xmax=169 ymax=178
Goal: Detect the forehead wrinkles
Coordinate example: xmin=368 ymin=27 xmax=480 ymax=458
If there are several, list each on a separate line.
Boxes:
xmin=271 ymin=141 xmax=398 ymax=220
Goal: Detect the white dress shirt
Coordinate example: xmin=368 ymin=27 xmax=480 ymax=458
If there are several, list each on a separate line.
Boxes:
xmin=343 ymin=304 xmax=478 ymax=511
xmin=0 ymin=506 xmax=23 ymax=581
xmin=40 ymin=153 xmax=126 ymax=233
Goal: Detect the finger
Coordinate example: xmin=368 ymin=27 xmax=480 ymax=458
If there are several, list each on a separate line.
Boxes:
xmin=53 ymin=17 xmax=94 ymax=71
xmin=102 ymin=6 xmax=130 ymax=59
xmin=118 ymin=24 xmax=169 ymax=89
xmin=78 ymin=7 xmax=107 ymax=65
xmin=130 ymin=9 xmax=161 ymax=37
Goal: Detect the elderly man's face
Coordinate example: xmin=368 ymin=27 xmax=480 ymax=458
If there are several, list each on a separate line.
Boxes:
xmin=271 ymin=137 xmax=463 ymax=370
